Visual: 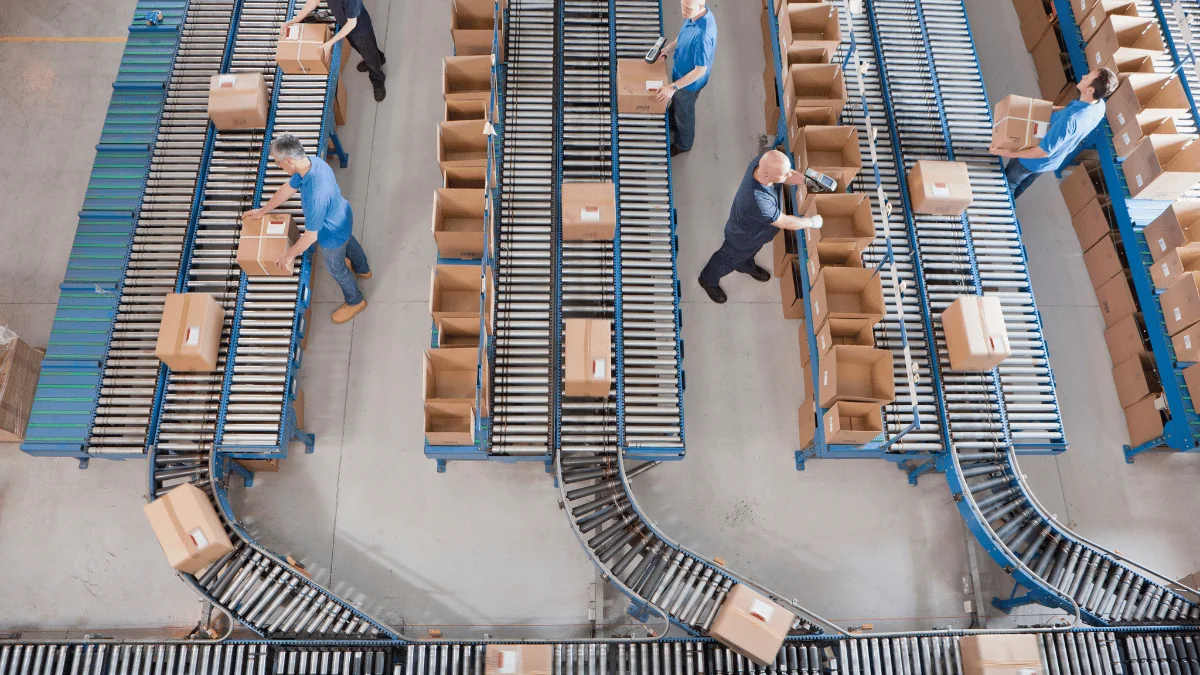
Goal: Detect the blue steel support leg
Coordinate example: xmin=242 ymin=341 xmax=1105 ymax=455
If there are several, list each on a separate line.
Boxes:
xmin=627 ymin=600 xmax=652 ymax=623
xmin=991 ymin=583 xmax=1039 ymax=614
xmin=904 ymin=458 xmax=937 ymax=486
xmin=329 ymin=130 xmax=349 ymax=168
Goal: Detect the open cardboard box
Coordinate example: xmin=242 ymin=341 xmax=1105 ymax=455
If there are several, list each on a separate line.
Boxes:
xmin=425 ymin=401 xmax=477 ymax=446
xmin=817 ymin=345 xmax=896 ymax=407
xmin=438 ymin=119 xmax=489 ymax=171
xmin=1160 ymin=271 xmax=1200 ymax=335
xmin=1151 ymin=246 xmax=1200 ymax=290
xmin=824 ymin=400 xmax=884 ymax=445
xmin=773 ymin=229 xmax=798 ymax=278
xmin=1123 ymin=393 xmax=1166 ymax=447
xmin=778 ymin=3 xmax=841 ymax=58
xmin=430 ymin=263 xmax=484 ymax=324
xmin=444 ymin=164 xmax=488 ymax=189
xmin=451 ymin=0 xmax=504 ymax=59
xmin=806 ymin=244 xmax=863 ymax=285
xmin=443 ymin=55 xmax=493 ymax=101
xmin=1072 ymin=196 xmax=1113 ymax=252
xmin=446 ymin=99 xmax=489 ymax=122
xmin=432 ymin=188 xmax=485 ymax=259
xmin=1031 ymin=30 xmax=1070 ymax=103
xmin=437 ymin=315 xmax=486 ymax=348
xmin=814 ymin=317 xmax=875 ymax=358
xmin=784 ymin=64 xmax=848 ymax=129
xmin=1076 ymin=0 xmax=1137 ymax=26
xmin=809 ymin=266 xmax=884 ymax=332
xmin=793 ymin=125 xmax=862 ymax=191
xmin=1082 ymin=233 xmax=1126 ymax=289
xmin=1114 ymin=116 xmax=1179 ymax=158
xmin=1176 ymin=322 xmax=1200 ymax=362
xmin=1059 ymin=161 xmax=1105 ymax=216
xmin=1085 ymin=15 xmax=1165 ymax=72
xmin=423 ymin=347 xmax=480 ymax=408
xmin=1123 ymin=134 xmax=1200 ymax=201
xmin=780 ymin=260 xmax=805 ymax=320
xmin=803 ymin=193 xmax=874 ymax=254
xmin=1143 ymin=199 xmax=1200 ymax=261
xmin=1078 ymin=0 xmax=1138 ymax=41
xmin=1012 ymin=0 xmax=1052 ymax=51
xmin=1108 ymin=74 xmax=1189 ymax=156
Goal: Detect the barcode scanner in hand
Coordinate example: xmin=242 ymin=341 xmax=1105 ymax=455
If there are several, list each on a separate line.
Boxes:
xmin=645 ymin=37 xmax=667 ymax=63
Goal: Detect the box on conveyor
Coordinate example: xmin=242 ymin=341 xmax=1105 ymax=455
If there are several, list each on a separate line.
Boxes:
xmin=143 ymin=483 xmax=236 ymax=575
xmin=992 ymin=94 xmax=1053 ymax=152
xmin=803 ymin=192 xmax=874 ymax=255
xmin=1059 ymin=161 xmax=1104 ymax=216
xmin=155 ymin=292 xmax=225 ymax=372
xmin=561 ymin=181 xmax=617 ymax=241
xmin=1078 ymin=0 xmax=1138 ymax=42
xmin=941 ymin=295 xmax=1012 ymax=372
xmin=959 ymin=634 xmax=1042 ymax=675
xmin=1143 ymin=200 xmax=1200 ymax=261
xmin=207 ymin=73 xmax=269 ymax=130
xmin=438 ymin=119 xmax=489 ymax=171
xmin=0 ymin=329 xmax=43 ymax=443
xmin=1107 ymin=73 xmax=1190 ymax=156
xmin=564 ymin=318 xmax=612 ymax=398
xmin=425 ymin=401 xmax=476 ymax=446
xmin=430 ymin=263 xmax=485 ymax=324
xmin=237 ymin=213 xmax=300 ymax=277
xmin=423 ymin=347 xmax=479 ymax=407
xmin=777 ymin=3 xmax=840 ymax=63
xmin=1112 ymin=352 xmax=1162 ymax=408
xmin=805 ymin=244 xmax=863 ymax=285
xmin=1084 ymin=15 xmax=1164 ymax=73
xmin=784 ymin=64 xmax=848 ymax=129
xmin=708 ymin=584 xmax=795 ymax=666
xmin=1174 ymin=321 xmax=1200 ymax=362
xmin=484 ymin=645 xmax=553 ymax=675
xmin=793 ymin=125 xmax=861 ymax=191
xmin=616 ymin=59 xmax=671 ymax=114
xmin=797 ymin=396 xmax=816 ymax=449
xmin=809 ymin=266 xmax=884 ymax=332
xmin=1082 ymin=232 xmax=1126 ymax=289
xmin=1160 ymin=271 xmax=1200 ymax=335
xmin=275 ymin=22 xmax=330 ymax=75
xmin=1151 ymin=246 xmax=1200 ymax=290
xmin=432 ymin=188 xmax=486 ymax=260
xmin=1117 ymin=116 xmax=1179 ymax=158
xmin=444 ymin=55 xmax=492 ymax=101
xmin=817 ymin=345 xmax=895 ymax=407
xmin=1122 ymin=134 xmax=1200 ymax=201
xmin=1095 ymin=270 xmax=1136 ymax=328
xmin=1124 ymin=393 xmax=1166 ymax=447
xmin=780 ymin=259 xmax=805 ymax=320
xmin=1071 ymin=196 xmax=1113 ymax=252
xmin=773 ymin=229 xmax=798 ymax=278
xmin=823 ymin=401 xmax=884 ymax=445
xmin=1104 ymin=312 xmax=1147 ymax=365
xmin=907 ymin=160 xmax=973 ymax=216
xmin=1186 ymin=364 xmax=1200 ymax=406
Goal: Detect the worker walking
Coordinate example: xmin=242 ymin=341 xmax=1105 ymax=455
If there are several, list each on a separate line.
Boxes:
xmin=698 ymin=150 xmax=822 ymax=304
xmin=656 ymin=0 xmax=718 ymax=157
xmin=286 ymin=0 xmax=387 ymax=101
xmin=244 ymin=134 xmax=372 ymax=325
xmin=989 ymin=68 xmax=1118 ymax=199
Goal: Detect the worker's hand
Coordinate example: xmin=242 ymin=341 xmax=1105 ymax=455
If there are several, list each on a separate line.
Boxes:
xmin=280 ymin=19 xmax=296 ymax=36
xmin=806 ymin=215 xmax=823 ymax=230
xmin=655 ymin=83 xmax=677 ymax=103
xmin=242 ymin=207 xmax=268 ymax=221
xmin=988 ymin=145 xmax=1014 ymax=158
xmin=319 ymin=41 xmax=334 ymax=62
xmin=658 ymin=45 xmax=672 ymax=60
xmin=275 ymin=251 xmax=296 ymax=272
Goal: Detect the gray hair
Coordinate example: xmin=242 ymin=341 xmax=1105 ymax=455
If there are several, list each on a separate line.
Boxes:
xmin=270 ymin=133 xmax=306 ymax=161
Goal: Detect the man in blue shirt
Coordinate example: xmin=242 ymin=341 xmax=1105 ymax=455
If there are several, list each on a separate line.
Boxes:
xmin=244 ymin=134 xmax=372 ymax=325
xmin=990 ymin=68 xmax=1118 ymax=199
xmin=698 ymin=150 xmax=823 ymax=303
xmin=287 ymin=0 xmax=387 ymax=101
xmin=656 ymin=0 xmax=718 ymax=157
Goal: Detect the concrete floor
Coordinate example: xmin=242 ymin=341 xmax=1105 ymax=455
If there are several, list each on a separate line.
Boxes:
xmin=2 ymin=0 xmax=1199 ymax=639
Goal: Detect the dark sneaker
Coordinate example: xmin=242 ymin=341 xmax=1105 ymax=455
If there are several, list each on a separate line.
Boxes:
xmin=358 ymin=53 xmax=386 ymax=72
xmin=698 ymin=277 xmax=727 ymax=304
xmin=373 ymin=83 xmax=386 ymax=101
xmin=744 ymin=264 xmax=771 ymax=282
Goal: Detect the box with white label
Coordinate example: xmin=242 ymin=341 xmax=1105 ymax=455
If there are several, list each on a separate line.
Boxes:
xmin=941 ymin=295 xmax=1011 ymax=372
xmin=484 ymin=645 xmax=553 ymax=675
xmin=562 ymin=181 xmax=617 ymax=241
xmin=708 ymin=584 xmax=796 ymax=666
xmin=237 ymin=214 xmax=300 ymax=276
xmin=144 ymin=483 xmax=235 ymax=575
xmin=616 ymin=59 xmax=670 ymax=114
xmin=992 ymin=95 xmax=1053 ymax=152
xmin=907 ymin=160 xmax=972 ymax=216
xmin=154 ymin=292 xmax=226 ymax=372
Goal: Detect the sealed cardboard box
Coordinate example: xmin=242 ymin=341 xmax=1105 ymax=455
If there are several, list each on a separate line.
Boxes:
xmin=275 ymin=22 xmax=330 ymax=75
xmin=444 ymin=164 xmax=488 ymax=189
xmin=773 ymin=229 xmax=798 ymax=278
xmin=1096 ymin=270 xmax=1137 ymax=328
xmin=824 ymin=400 xmax=884 ymax=445
xmin=1079 ymin=0 xmax=1138 ymax=41
xmin=784 ymin=64 xmax=849 ymax=129
xmin=1072 ymin=196 xmax=1113 ymax=251
xmin=617 ymin=59 xmax=670 ymax=114
xmin=1123 ymin=134 xmax=1200 ymax=200
xmin=1173 ymin=322 xmax=1200 ymax=362
xmin=992 ymin=95 xmax=1053 ymax=151
xmin=817 ymin=345 xmax=895 ymax=407
xmin=798 ymin=396 xmax=816 ymax=448
xmin=1151 ymin=246 xmax=1200 ymax=290
xmin=155 ymin=293 xmax=225 ymax=372
xmin=941 ymin=295 xmax=1012 ymax=371
xmin=334 ymin=77 xmax=348 ymax=126
xmin=207 ymin=73 xmax=269 ymax=130
xmin=423 ymin=347 xmax=479 ymax=405
xmin=484 ymin=645 xmax=554 ymax=675
xmin=708 ymin=584 xmax=795 ymax=667
xmin=1031 ymin=30 xmax=1069 ymax=103
xmin=1112 ymin=352 xmax=1161 ymax=408
xmin=432 ymin=188 xmax=485 ymax=259
xmin=809 ymin=266 xmax=885 ymax=332
xmin=1143 ymin=200 xmax=1200 ymax=261
xmin=438 ymin=119 xmax=489 ymax=171
xmin=959 ymin=634 xmax=1042 ymax=675
xmin=564 ymin=318 xmax=612 ymax=398
xmin=1105 ymin=313 xmax=1147 ymax=365
xmin=1124 ymin=394 xmax=1166 ymax=447
xmin=443 ymin=55 xmax=492 ymax=101
xmin=1160 ymin=271 xmax=1200 ymax=335
xmin=780 ymin=260 xmax=805 ymax=320
xmin=803 ymin=193 xmax=874 ymax=254
xmin=425 ymin=401 xmax=476 ymax=446
xmin=778 ymin=3 xmax=841 ymax=57
xmin=0 ymin=337 xmax=43 ymax=443
xmin=1012 ymin=0 xmax=1052 ymax=51
xmin=907 ymin=160 xmax=973 ymax=216
xmin=1186 ymin=363 xmax=1200 ymax=403
xmin=143 ymin=483 xmax=236 ymax=575
xmin=430 ymin=263 xmax=484 ymax=324
xmin=237 ymin=214 xmax=300 ymax=276
xmin=806 ymin=244 xmax=863 ymax=285
xmin=1084 ymin=16 xmax=1164 ymax=72
xmin=1082 ymin=233 xmax=1125 ymax=289
xmin=793 ymin=125 xmax=862 ymax=191
xmin=1059 ymin=161 xmax=1103 ymax=216
xmin=562 ymin=181 xmax=617 ymax=241
xmin=234 ymin=458 xmax=279 ymax=473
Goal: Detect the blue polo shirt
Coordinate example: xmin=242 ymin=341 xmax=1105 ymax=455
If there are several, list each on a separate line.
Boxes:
xmin=289 ymin=156 xmax=353 ymax=248
xmin=672 ymin=9 xmax=717 ymax=93
xmin=724 ymin=157 xmax=783 ymax=250
xmin=1020 ymin=99 xmax=1106 ymax=173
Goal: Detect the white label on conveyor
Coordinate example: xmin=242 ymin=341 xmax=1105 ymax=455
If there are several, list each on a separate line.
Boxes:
xmin=1176 ymin=307 xmax=1183 ymax=322
xmin=645 ymin=80 xmax=663 ymax=91
xmin=189 ymin=527 xmax=209 ymax=549
xmin=581 ymin=207 xmax=601 ymax=222
xmin=748 ymin=599 xmax=775 ymax=623
xmin=497 ymin=652 xmax=517 ymax=674
xmin=185 ymin=326 xmax=201 ymax=346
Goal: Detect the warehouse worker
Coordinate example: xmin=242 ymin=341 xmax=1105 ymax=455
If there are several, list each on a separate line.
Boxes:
xmin=655 ymin=0 xmax=718 ymax=157
xmin=285 ymin=0 xmax=387 ymax=101
xmin=989 ymin=67 xmax=1118 ymax=199
xmin=243 ymin=134 xmax=372 ymax=325
xmin=698 ymin=150 xmax=822 ymax=304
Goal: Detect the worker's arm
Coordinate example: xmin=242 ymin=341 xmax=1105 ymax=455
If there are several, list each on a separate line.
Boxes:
xmin=283 ymin=0 xmax=320 ymax=29
xmin=656 ymin=66 xmax=707 ymax=102
xmin=322 ymin=17 xmax=358 ymax=59
xmin=657 ymin=39 xmax=678 ymax=59
xmin=275 ymin=230 xmax=319 ymax=270
xmin=783 ymin=169 xmax=807 ymax=186
xmin=772 ymin=214 xmax=823 ymax=231
xmin=989 ymin=145 xmax=1049 ymax=159
xmin=241 ymin=183 xmax=298 ymax=220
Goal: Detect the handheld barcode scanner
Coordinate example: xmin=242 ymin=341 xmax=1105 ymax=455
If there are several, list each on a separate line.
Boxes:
xmin=645 ymin=37 xmax=667 ymax=63
xmin=804 ymin=168 xmax=838 ymax=194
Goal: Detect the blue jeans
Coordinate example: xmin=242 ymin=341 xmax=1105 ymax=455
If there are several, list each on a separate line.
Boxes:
xmin=321 ymin=234 xmax=370 ymax=306
xmin=700 ymin=237 xmax=763 ymax=286
xmin=1005 ymin=158 xmax=1041 ymax=200
xmin=668 ymin=87 xmax=700 ymax=155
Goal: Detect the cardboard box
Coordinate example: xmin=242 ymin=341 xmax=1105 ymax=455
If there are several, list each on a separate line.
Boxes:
xmin=1079 ymin=0 xmax=1138 ymax=42
xmin=959 ymin=634 xmax=1042 ymax=675
xmin=564 ymin=318 xmax=612 ymax=398
xmin=708 ymin=584 xmax=794 ymax=667
xmin=438 ymin=119 xmax=489 ymax=171
xmin=907 ymin=160 xmax=973 ymax=216
xmin=562 ymin=181 xmax=617 ymax=241
xmin=1113 ymin=115 xmax=1178 ymax=158
xmin=941 ymin=295 xmax=1012 ymax=372
xmin=1161 ymin=272 xmax=1200 ymax=335
xmin=1107 ymin=74 xmax=1189 ymax=156
xmin=432 ymin=188 xmax=485 ymax=259
xmin=817 ymin=345 xmax=895 ymax=407
xmin=1123 ymin=394 xmax=1165 ymax=447
xmin=299 ymin=305 xmax=312 ymax=351
xmin=423 ymin=347 xmax=479 ymax=405
xmin=443 ymin=55 xmax=492 ymax=101
xmin=424 ymin=401 xmax=476 ymax=446
xmin=1012 ymin=0 xmax=1052 ymax=51
xmin=275 ymin=22 xmax=330 ymax=75
xmin=143 ymin=483 xmax=235 ymax=575
xmin=234 ymin=458 xmax=279 ymax=473
xmin=793 ymin=125 xmax=862 ymax=191
xmin=778 ymin=3 xmax=841 ymax=59
xmin=446 ymin=99 xmax=489 ymax=122
xmin=1054 ymin=82 xmax=1081 ymax=107
xmin=1143 ymin=200 xmax=1200 ymax=261
xmin=780 ymin=260 xmax=805 ymax=320
xmin=1082 ymin=233 xmax=1125 ymax=289
xmin=1072 ymin=197 xmax=1113 ymax=251
xmin=1059 ymin=161 xmax=1103 ymax=216
xmin=155 ymin=293 xmax=225 ymax=372
xmin=0 ymin=338 xmax=43 ymax=443
xmin=430 ymin=263 xmax=484 ymax=324
xmin=444 ymin=164 xmax=488 ymax=189
xmin=484 ymin=645 xmax=554 ymax=675
xmin=1096 ymin=270 xmax=1136 ymax=328
xmin=773 ymin=229 xmax=798 ymax=278
xmin=809 ymin=266 xmax=885 ymax=332
xmin=1122 ymin=134 xmax=1200 ymax=201
xmin=1031 ymin=30 xmax=1069 ymax=103
xmin=1085 ymin=16 xmax=1164 ymax=72
xmin=1112 ymin=352 xmax=1161 ymax=408
xmin=798 ymin=396 xmax=816 ymax=448
xmin=237 ymin=214 xmax=300 ymax=276
xmin=207 ymin=73 xmax=269 ymax=130
xmin=784 ymin=64 xmax=849 ymax=129
xmin=1076 ymin=0 xmax=1137 ymax=26
xmin=1105 ymin=313 xmax=1146 ymax=365
xmin=1186 ymin=363 xmax=1200 ymax=403
xmin=451 ymin=0 xmax=502 ymax=57
xmin=814 ymin=317 xmax=875 ymax=356
xmin=1151 ymin=246 xmax=1200 ymax=290
xmin=803 ymin=193 xmax=874 ymax=254
xmin=805 ymin=244 xmax=863 ymax=285
xmin=992 ymin=95 xmax=1054 ymax=151
xmin=1173 ymin=322 xmax=1200 ymax=362
xmin=617 ymin=59 xmax=670 ymax=114
xmin=824 ymin=401 xmax=884 ymax=445
xmin=334 ymin=77 xmax=348 ymax=126
xmin=437 ymin=316 xmax=485 ymax=348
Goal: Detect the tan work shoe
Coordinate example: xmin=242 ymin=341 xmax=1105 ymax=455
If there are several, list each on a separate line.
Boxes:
xmin=332 ymin=300 xmax=367 ymax=324
xmin=344 ymin=257 xmax=372 ymax=279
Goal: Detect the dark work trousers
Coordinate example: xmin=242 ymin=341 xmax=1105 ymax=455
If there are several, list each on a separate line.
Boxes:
xmin=668 ymin=87 xmax=700 ymax=155
xmin=700 ymin=236 xmax=768 ymax=287
xmin=1004 ymin=158 xmax=1040 ymax=200
xmin=347 ymin=8 xmax=385 ymax=86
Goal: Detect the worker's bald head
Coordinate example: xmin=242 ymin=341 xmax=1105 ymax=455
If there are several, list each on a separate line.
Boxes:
xmin=757 ymin=150 xmax=793 ymax=185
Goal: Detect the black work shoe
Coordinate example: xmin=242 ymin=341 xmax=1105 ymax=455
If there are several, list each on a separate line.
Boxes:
xmin=358 ymin=54 xmax=386 ymax=72
xmin=373 ymin=83 xmax=386 ymax=101
xmin=698 ymin=277 xmax=727 ymax=304
xmin=671 ymin=146 xmax=685 ymax=158
xmin=744 ymin=264 xmax=771 ymax=282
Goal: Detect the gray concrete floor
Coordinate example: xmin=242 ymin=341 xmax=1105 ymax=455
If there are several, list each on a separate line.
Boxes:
xmin=1 ymin=0 xmax=1199 ymax=639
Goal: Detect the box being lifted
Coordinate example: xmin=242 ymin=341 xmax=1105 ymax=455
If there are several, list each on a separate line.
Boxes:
xmin=237 ymin=214 xmax=300 ymax=277
xmin=941 ymin=295 xmax=1011 ymax=372
xmin=275 ymin=22 xmax=330 ymax=75
xmin=207 ymin=73 xmax=268 ymax=130
xmin=155 ymin=292 xmax=225 ymax=372
xmin=992 ymin=95 xmax=1053 ymax=152
xmin=708 ymin=585 xmax=795 ymax=667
